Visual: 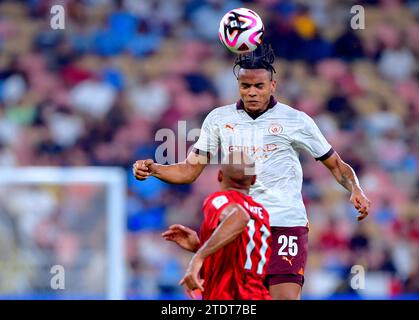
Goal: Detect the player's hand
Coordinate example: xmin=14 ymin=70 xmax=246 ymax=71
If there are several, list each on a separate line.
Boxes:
xmin=179 ymin=255 xmax=204 ymax=299
xmin=162 ymin=224 xmax=200 ymax=252
xmin=132 ymin=159 xmax=156 ymax=181
xmin=350 ymin=188 xmax=371 ymax=221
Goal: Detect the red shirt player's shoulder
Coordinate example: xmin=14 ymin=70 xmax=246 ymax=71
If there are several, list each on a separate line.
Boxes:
xmin=203 ymin=191 xmax=234 ymax=211
xmin=201 ymin=191 xmax=237 ymax=232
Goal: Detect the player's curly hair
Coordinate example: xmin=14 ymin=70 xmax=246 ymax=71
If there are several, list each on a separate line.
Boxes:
xmin=233 ymin=43 xmax=276 ymax=80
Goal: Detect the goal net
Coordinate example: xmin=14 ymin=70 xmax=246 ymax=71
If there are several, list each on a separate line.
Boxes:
xmin=0 ymin=167 xmax=126 ymax=300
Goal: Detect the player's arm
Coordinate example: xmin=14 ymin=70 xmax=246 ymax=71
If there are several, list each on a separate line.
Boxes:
xmin=133 ymin=151 xmax=208 ymax=184
xmin=134 ymin=109 xmax=218 ymax=184
xmin=321 ymin=151 xmax=371 ymax=221
xmin=195 ymin=203 xmax=250 ymax=259
xmin=179 ymin=203 xmax=250 ymax=294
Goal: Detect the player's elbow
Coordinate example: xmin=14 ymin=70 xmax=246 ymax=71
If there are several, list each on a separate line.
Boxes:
xmin=183 ymin=172 xmax=199 ymax=184
xmin=187 ymin=173 xmax=200 ymax=183
xmin=184 ymin=162 xmax=204 ymax=183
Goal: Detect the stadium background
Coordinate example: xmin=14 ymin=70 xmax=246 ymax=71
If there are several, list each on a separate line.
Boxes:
xmin=0 ymin=0 xmax=418 ymax=299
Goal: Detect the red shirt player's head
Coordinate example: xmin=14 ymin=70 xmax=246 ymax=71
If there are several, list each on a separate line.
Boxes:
xmin=218 ymin=151 xmax=256 ymax=194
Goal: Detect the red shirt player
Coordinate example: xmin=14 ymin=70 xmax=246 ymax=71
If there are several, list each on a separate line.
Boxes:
xmin=162 ymin=152 xmax=271 ymax=300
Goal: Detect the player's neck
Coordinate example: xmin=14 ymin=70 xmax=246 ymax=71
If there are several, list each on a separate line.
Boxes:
xmin=238 ymin=96 xmax=277 ymax=120
xmin=244 ymin=104 xmax=269 ymax=118
xmin=222 ymin=186 xmax=249 ymax=195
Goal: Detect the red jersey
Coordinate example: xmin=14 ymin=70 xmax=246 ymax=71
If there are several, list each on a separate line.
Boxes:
xmin=199 ymin=189 xmax=272 ymax=300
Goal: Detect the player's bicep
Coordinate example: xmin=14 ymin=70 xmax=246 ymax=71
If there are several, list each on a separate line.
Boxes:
xmin=208 ymin=195 xmax=249 ymax=230
xmin=219 ymin=203 xmax=250 ymax=227
xmin=196 ymin=202 xmax=250 ymax=259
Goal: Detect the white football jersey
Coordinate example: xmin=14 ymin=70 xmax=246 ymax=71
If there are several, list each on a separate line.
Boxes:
xmin=194 ymin=99 xmax=332 ymax=227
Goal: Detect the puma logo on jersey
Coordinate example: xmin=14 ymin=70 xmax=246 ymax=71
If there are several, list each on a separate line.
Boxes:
xmin=243 ymin=201 xmax=264 ymax=219
xmin=282 ymin=256 xmax=295 ymax=266
xmin=225 ymin=124 xmax=235 ymax=131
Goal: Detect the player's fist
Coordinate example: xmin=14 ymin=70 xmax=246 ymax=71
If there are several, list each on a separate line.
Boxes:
xmin=179 ymin=255 xmax=205 ymax=297
xmin=350 ymin=188 xmax=371 ymax=221
xmin=132 ymin=159 xmax=156 ymax=181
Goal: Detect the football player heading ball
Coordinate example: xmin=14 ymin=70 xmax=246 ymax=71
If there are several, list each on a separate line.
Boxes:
xmin=133 ymin=31 xmax=371 ymax=301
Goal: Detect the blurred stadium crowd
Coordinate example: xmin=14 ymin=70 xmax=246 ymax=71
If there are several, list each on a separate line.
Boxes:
xmin=0 ymin=0 xmax=418 ymax=299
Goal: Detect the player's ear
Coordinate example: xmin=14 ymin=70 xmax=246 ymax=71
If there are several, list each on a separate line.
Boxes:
xmin=270 ymin=79 xmax=277 ymax=93
xmin=218 ymin=170 xmax=223 ymax=183
xmin=251 ymin=175 xmax=256 ymax=185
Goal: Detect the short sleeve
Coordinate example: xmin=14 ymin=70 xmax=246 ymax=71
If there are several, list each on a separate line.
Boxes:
xmin=293 ymin=112 xmax=333 ymax=160
xmin=193 ymin=110 xmax=220 ymax=156
xmin=202 ymin=193 xmax=233 ymax=233
xmin=210 ymin=195 xmax=230 ymax=211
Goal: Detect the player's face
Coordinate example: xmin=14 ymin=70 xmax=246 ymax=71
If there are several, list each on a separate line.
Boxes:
xmin=238 ymin=69 xmax=276 ymax=113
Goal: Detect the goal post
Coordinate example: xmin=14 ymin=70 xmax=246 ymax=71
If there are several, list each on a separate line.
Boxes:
xmin=0 ymin=166 xmax=126 ymax=300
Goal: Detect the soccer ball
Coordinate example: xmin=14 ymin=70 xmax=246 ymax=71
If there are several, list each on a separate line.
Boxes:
xmin=218 ymin=8 xmax=264 ymax=54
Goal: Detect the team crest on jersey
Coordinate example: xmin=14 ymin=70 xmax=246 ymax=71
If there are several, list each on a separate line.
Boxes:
xmin=212 ymin=195 xmax=229 ymax=209
xmin=268 ymin=123 xmax=283 ymax=135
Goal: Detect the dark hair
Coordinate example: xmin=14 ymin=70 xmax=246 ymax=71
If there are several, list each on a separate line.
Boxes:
xmin=233 ymin=43 xmax=276 ymax=80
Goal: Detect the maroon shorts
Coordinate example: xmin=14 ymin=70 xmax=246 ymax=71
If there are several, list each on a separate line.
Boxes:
xmin=266 ymin=226 xmax=309 ymax=287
